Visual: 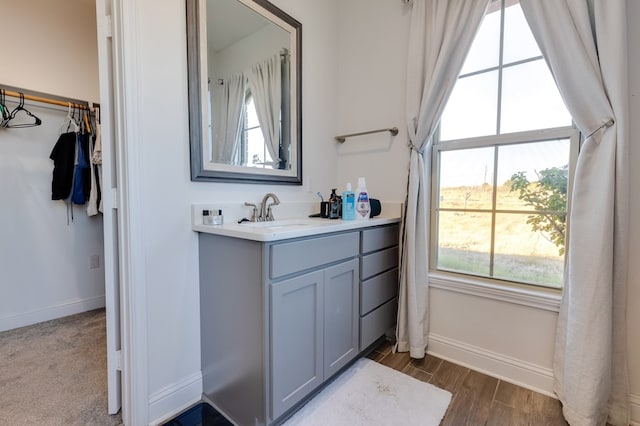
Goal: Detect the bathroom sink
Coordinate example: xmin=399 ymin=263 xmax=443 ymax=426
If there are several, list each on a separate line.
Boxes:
xmin=239 ymin=218 xmax=319 ymax=230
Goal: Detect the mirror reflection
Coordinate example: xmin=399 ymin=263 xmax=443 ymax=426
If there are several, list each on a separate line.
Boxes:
xmin=207 ymin=0 xmax=290 ymax=169
xmin=187 ymin=0 xmax=302 ymax=184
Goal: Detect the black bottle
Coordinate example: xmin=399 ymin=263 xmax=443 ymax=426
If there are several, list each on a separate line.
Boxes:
xmin=328 ymin=188 xmax=341 ymax=219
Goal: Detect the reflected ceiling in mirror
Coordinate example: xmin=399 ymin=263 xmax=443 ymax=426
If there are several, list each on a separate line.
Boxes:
xmin=187 ymin=0 xmax=302 ymax=184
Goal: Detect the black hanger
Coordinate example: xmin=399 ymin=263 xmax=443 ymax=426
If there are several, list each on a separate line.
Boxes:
xmin=93 ymin=103 xmax=101 ymax=125
xmin=5 ymin=93 xmax=42 ymax=128
xmin=0 ymin=90 xmax=11 ymax=127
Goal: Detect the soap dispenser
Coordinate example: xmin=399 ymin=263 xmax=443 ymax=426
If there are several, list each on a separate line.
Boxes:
xmin=355 ymin=177 xmax=371 ymax=220
xmin=328 ymin=188 xmax=341 ymax=219
xmin=342 ymin=183 xmax=355 ymax=220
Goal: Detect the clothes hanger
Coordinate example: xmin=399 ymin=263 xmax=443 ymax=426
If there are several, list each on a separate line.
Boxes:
xmin=61 ymin=102 xmax=79 ymax=133
xmin=4 ymin=93 xmax=42 ymax=128
xmin=75 ymin=104 xmax=87 ymax=134
xmin=0 ymin=90 xmax=13 ymax=127
xmin=83 ymin=111 xmax=91 ymax=134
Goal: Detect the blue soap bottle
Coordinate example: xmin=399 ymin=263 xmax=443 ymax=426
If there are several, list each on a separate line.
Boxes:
xmin=342 ymin=182 xmax=356 ymax=220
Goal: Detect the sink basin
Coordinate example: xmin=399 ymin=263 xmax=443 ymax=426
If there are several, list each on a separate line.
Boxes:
xmin=239 ymin=218 xmax=318 ymax=230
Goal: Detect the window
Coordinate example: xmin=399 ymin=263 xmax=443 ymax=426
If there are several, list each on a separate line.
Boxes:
xmin=432 ymin=0 xmax=578 ymax=289
xmin=238 ymin=89 xmax=275 ymax=169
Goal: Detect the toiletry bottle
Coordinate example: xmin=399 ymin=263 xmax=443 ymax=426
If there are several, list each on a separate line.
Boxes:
xmin=212 ymin=209 xmax=224 ymax=225
xmin=328 ymin=188 xmax=340 ymax=219
xmin=202 ymin=209 xmax=213 ymax=225
xmin=355 ymin=177 xmax=370 ymax=220
xmin=342 ymin=183 xmax=356 ymax=220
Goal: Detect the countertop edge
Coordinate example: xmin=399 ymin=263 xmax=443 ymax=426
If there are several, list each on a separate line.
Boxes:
xmin=193 ymin=216 xmax=401 ymax=242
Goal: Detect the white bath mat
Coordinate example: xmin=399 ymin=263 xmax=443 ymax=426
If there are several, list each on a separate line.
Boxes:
xmin=283 ymin=357 xmax=452 ymax=426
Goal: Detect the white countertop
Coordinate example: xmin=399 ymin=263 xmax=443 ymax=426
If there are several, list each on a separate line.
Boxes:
xmin=193 ymin=215 xmax=401 ymax=242
xmin=191 ymin=201 xmax=402 ymax=242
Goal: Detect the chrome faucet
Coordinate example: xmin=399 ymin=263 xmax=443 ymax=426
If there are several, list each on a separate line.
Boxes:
xmin=259 ymin=193 xmax=280 ymax=221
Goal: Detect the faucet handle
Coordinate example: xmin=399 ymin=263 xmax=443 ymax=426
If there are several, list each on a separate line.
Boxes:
xmin=244 ymin=202 xmax=259 ymax=222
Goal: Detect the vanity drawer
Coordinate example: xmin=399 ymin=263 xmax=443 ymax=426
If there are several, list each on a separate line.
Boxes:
xmin=360 ymin=297 xmax=397 ymax=350
xmin=270 ymin=232 xmax=359 ymax=279
xmin=360 ymin=268 xmax=398 ymax=316
xmin=361 ymin=246 xmax=399 ymax=280
xmin=361 ymin=224 xmax=400 ymax=254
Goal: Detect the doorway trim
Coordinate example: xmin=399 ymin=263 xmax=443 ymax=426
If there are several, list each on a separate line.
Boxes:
xmin=96 ymin=0 xmax=149 ymax=424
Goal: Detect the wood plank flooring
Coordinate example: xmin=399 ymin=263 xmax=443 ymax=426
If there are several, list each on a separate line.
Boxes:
xmin=367 ymin=341 xmax=568 ymax=426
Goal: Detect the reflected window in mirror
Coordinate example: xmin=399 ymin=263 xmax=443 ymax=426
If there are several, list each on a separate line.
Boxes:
xmin=187 ymin=0 xmax=302 ymax=184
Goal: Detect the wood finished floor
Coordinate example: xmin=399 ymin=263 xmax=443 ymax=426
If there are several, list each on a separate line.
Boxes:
xmin=367 ymin=341 xmax=568 ymax=426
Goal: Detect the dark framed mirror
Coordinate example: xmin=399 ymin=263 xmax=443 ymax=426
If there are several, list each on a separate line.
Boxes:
xmin=186 ymin=0 xmax=302 ymax=184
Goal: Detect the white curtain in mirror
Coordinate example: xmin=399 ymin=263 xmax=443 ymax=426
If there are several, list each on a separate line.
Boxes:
xmin=212 ymin=73 xmax=245 ymax=164
xmin=246 ymin=53 xmax=282 ymax=167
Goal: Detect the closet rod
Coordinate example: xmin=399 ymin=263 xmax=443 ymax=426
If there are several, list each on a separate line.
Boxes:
xmin=0 ymin=84 xmax=98 ymax=111
xmin=335 ymin=127 xmax=399 ymax=143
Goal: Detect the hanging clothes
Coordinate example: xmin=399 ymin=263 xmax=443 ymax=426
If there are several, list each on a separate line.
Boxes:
xmin=87 ymin=117 xmax=102 ymax=216
xmin=71 ymin=132 xmax=90 ymax=205
xmin=49 ymin=132 xmax=77 ymax=200
xmin=49 ymin=104 xmax=102 ymax=220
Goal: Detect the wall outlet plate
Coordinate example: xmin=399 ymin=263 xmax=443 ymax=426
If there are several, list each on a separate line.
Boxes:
xmin=89 ymin=254 xmax=100 ymax=269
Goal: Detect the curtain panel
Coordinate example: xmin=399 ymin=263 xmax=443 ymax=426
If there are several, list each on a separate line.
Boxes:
xmin=246 ymin=53 xmax=282 ymax=167
xmin=396 ymin=0 xmax=490 ymax=358
xmin=212 ymin=73 xmax=245 ymax=164
xmin=520 ymin=1 xmax=629 ymax=424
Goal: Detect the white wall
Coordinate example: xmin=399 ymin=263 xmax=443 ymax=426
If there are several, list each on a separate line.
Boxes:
xmin=335 ymin=1 xmax=411 ymax=201
xmin=1 ymin=0 xmax=99 ymax=101
xmin=336 ymin=0 xmax=640 ymax=421
xmin=129 ymin=0 xmax=340 ymax=421
xmin=0 ymin=0 xmax=104 ymax=331
xmin=211 ymin=24 xmax=289 ymax=81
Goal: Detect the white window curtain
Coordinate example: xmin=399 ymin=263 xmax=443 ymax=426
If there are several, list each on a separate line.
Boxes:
xmin=396 ymin=0 xmax=490 ymax=358
xmin=246 ymin=53 xmax=282 ymax=167
xmin=212 ymin=73 xmax=244 ymax=164
xmin=520 ymin=2 xmax=629 ymax=425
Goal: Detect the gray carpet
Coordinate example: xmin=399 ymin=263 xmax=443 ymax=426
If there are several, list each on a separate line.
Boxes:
xmin=0 ymin=309 xmax=123 ymax=426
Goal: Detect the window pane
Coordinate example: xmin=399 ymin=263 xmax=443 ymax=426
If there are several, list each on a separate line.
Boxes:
xmin=500 ymin=60 xmax=572 ymax=134
xmin=246 ymin=95 xmax=260 ymax=128
xmin=437 ymin=211 xmax=492 ymax=276
xmin=439 ymin=148 xmax=494 ymax=210
xmin=245 ymin=127 xmax=269 ymax=168
xmin=496 ymin=139 xmax=570 ymax=210
xmin=503 ymin=2 xmax=541 ymax=64
xmin=493 ymin=213 xmax=564 ymax=287
xmin=440 ymin=71 xmax=498 ymax=141
xmin=460 ymin=8 xmax=501 ymax=75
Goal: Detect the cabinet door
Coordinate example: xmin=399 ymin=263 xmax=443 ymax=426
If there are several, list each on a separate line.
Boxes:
xmin=270 ymin=270 xmax=324 ymax=420
xmin=323 ymin=259 xmax=359 ymax=379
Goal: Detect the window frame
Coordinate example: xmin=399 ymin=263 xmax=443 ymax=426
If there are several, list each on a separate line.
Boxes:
xmin=238 ymin=88 xmax=273 ymax=168
xmin=429 ymin=0 xmax=580 ymax=294
xmin=430 ymin=126 xmax=579 ymax=292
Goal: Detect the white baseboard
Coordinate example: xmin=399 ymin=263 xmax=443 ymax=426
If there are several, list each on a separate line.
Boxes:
xmin=148 ymin=371 xmax=203 ymax=425
xmin=427 ymin=332 xmax=556 ymax=397
xmin=0 ymin=296 xmax=106 ymax=332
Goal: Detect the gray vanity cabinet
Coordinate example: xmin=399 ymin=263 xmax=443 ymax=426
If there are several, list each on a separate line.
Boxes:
xmin=270 ymin=270 xmax=323 ymax=419
xmin=270 ymin=258 xmax=359 ymax=419
xmin=359 ymin=224 xmax=400 ymax=350
xmin=199 ymin=230 xmax=360 ymax=425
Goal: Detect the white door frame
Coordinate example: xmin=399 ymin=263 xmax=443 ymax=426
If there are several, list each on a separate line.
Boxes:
xmin=96 ymin=0 xmax=149 ymax=424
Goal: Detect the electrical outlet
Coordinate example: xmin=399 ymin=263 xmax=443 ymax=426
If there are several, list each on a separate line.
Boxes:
xmin=89 ymin=255 xmax=100 ymax=269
